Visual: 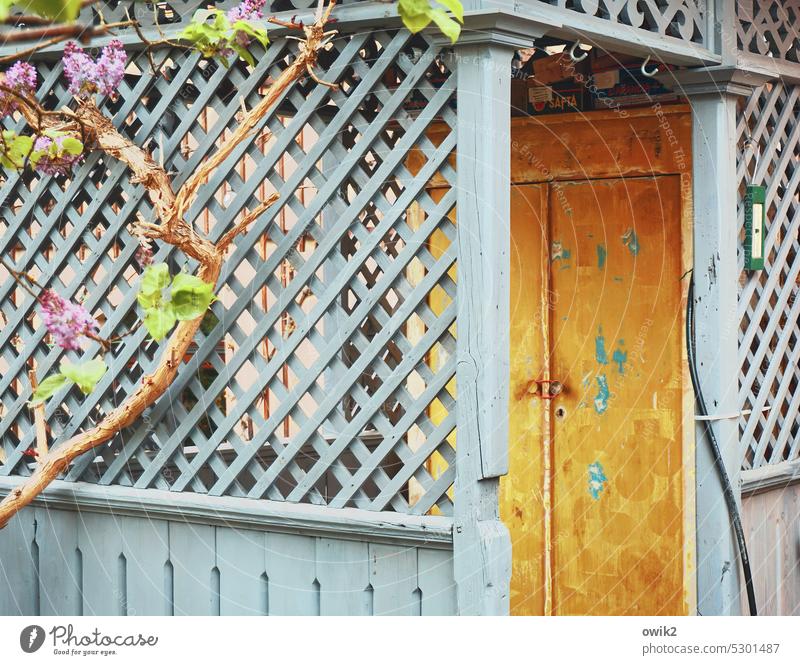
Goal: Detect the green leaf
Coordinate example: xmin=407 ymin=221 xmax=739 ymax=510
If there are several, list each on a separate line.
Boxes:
xmin=143 ymin=302 xmax=177 ymax=341
xmin=60 ymin=136 xmax=83 ymax=155
xmin=138 ymin=262 xmax=170 ymax=304
xmin=232 ymin=44 xmax=256 ymax=67
xmin=398 ymin=0 xmax=432 ymax=33
xmin=0 ymin=133 xmax=35 ymax=170
xmin=428 ymin=7 xmax=461 ymax=44
xmin=435 ymin=0 xmax=463 ymax=23
xmin=231 ymin=20 xmax=270 ymax=49
xmin=9 ymin=0 xmax=82 ymax=21
xmin=170 ymin=272 xmax=216 ymax=321
xmin=398 ymin=0 xmax=463 ymax=39
xmin=31 ymin=373 xmax=68 ymax=404
xmin=60 ymin=358 xmax=107 ymax=395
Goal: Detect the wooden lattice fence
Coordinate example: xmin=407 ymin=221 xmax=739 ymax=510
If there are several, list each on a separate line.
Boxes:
xmin=737 ymin=81 xmax=800 ymax=471
xmin=0 ymin=27 xmax=458 ymax=515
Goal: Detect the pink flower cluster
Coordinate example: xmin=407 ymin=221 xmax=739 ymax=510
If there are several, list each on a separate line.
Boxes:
xmin=33 ymin=135 xmax=81 ymax=176
xmin=227 ymin=0 xmax=267 ymax=22
xmin=39 ymin=289 xmax=98 ymax=351
xmin=63 ymin=40 xmax=127 ymax=97
xmin=134 ymin=244 xmax=153 ymax=269
xmin=0 ymin=61 xmax=37 ymax=116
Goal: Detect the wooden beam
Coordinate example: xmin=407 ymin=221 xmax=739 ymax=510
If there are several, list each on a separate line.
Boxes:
xmin=0 ymin=476 xmax=453 ymax=549
xmin=452 ymin=36 xmax=524 ymax=615
xmin=671 ymin=66 xmax=767 ymax=616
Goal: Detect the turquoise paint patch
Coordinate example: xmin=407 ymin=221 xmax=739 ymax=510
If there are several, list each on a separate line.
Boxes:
xmin=612 ymin=341 xmax=628 ymax=374
xmin=594 ymin=374 xmax=610 ymax=414
xmin=596 ymin=244 xmax=607 ymax=269
xmin=588 ymin=461 xmax=608 ymax=500
xmin=595 ymin=327 xmax=609 ymax=365
xmin=622 ymin=228 xmax=640 ymax=256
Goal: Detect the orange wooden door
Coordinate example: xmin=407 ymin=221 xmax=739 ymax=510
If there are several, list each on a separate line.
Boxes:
xmin=505 ymin=184 xmax=549 ymax=615
xmin=505 ymin=176 xmax=687 ymax=615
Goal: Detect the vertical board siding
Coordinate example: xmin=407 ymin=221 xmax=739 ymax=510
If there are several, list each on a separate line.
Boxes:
xmin=0 ymin=507 xmax=37 ymax=615
xmin=741 ymin=485 xmax=800 ymax=616
xmin=0 ymin=507 xmax=457 ymax=616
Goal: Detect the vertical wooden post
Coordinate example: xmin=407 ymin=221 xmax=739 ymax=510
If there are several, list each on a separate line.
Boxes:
xmin=451 ymin=33 xmax=522 ymax=616
xmin=669 ymin=67 xmax=769 ymax=615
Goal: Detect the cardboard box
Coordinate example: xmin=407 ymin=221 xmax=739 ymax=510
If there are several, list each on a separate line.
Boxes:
xmin=589 ymin=67 xmax=679 ymax=109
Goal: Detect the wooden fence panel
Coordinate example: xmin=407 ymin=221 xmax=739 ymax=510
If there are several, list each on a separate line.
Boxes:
xmin=0 ymin=499 xmax=455 ymax=615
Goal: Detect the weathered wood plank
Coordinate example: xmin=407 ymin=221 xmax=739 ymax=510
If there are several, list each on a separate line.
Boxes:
xmin=35 ymin=507 xmax=82 ymax=615
xmin=169 ymin=522 xmax=217 ymax=616
xmin=316 ymin=538 xmax=371 ymax=615
xmin=76 ymin=512 xmax=127 ymax=616
xmin=264 ymin=533 xmax=319 ymax=616
xmin=0 ymin=478 xmax=452 ymax=549
xmin=452 ymin=38 xmax=516 ymax=616
xmin=671 ymin=68 xmax=766 ymax=615
xmin=216 ymin=527 xmax=268 ymax=616
xmin=0 ymin=506 xmax=37 ymax=615
xmin=120 ymin=516 xmax=170 ymax=617
xmin=370 ymin=543 xmax=419 ymax=616
xmin=418 ymin=548 xmax=457 ymax=616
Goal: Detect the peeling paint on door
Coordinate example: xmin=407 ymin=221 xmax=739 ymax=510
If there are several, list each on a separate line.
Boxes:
xmin=612 ymin=342 xmax=628 ymax=374
xmin=588 ymin=462 xmax=608 ymax=500
xmin=594 ymin=374 xmax=610 ymax=414
xmin=597 ymin=244 xmax=607 ymax=269
xmin=595 ymin=327 xmax=609 ymax=365
xmin=551 ymin=240 xmax=571 ymax=264
xmin=622 ymin=228 xmax=640 ymax=256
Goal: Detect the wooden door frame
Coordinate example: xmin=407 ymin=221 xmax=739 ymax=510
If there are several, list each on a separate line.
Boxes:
xmin=506 ymin=104 xmax=696 ymax=615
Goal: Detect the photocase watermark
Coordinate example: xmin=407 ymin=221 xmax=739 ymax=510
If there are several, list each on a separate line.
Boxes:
xmin=20 ymin=625 xmax=45 ymax=653
xmin=18 ymin=623 xmax=159 ymax=657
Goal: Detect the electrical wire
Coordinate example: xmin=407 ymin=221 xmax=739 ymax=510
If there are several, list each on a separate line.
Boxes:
xmin=686 ymin=274 xmax=758 ymax=616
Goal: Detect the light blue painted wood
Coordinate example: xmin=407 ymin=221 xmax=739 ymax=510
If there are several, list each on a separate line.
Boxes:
xmin=119 ymin=516 xmax=170 ymax=617
xmin=0 ymin=497 xmax=457 ymax=615
xmin=77 ymin=512 xmax=127 ymax=616
xmin=264 ymin=533 xmax=319 ymax=616
xmin=0 ymin=27 xmax=465 ymax=616
xmin=35 ymin=507 xmax=82 ymax=616
xmin=671 ymin=67 xmax=763 ymax=615
xmin=418 ymin=549 xmax=457 ymax=616
xmin=0 ymin=507 xmax=37 ymax=615
xmin=216 ymin=527 xmax=268 ymax=616
xmin=316 ymin=538 xmax=371 ymax=615
xmin=452 ymin=37 xmax=517 ymax=616
xmin=169 ymin=522 xmax=217 ymax=616
xmin=370 ymin=544 xmax=419 ymax=616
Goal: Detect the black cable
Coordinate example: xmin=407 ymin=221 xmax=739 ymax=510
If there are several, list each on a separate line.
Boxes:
xmin=686 ymin=274 xmax=758 ymax=616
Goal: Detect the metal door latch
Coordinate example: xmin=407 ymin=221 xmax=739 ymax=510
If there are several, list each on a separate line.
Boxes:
xmin=527 ymin=378 xmax=565 ymax=400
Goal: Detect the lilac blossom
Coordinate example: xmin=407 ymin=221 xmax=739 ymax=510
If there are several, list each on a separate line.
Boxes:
xmin=63 ymin=40 xmax=127 ymax=98
xmin=135 ymin=244 xmax=153 ymax=269
xmin=39 ymin=289 xmax=98 ymax=351
xmin=226 ymin=0 xmax=267 ymax=48
xmin=227 ymin=0 xmax=267 ymax=22
xmin=33 ymin=135 xmax=81 ymax=176
xmin=1 ymin=61 xmax=37 ymax=116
